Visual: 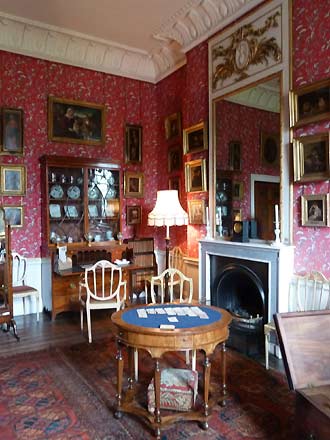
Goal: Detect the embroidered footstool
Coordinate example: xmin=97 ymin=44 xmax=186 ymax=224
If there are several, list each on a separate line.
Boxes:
xmin=148 ymin=368 xmax=198 ymax=413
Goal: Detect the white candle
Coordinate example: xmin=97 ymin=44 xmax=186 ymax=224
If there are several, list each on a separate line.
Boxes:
xmin=206 ymin=207 xmax=209 ymax=226
xmin=275 ymin=204 xmax=279 ymax=228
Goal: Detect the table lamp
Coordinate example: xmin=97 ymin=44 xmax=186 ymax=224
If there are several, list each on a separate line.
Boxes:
xmin=148 ymin=190 xmax=188 ymax=270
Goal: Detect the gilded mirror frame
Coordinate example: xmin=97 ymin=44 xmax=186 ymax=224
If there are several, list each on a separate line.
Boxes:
xmin=208 ymin=0 xmax=292 ymax=244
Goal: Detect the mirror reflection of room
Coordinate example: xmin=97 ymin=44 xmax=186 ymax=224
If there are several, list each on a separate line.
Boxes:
xmin=215 ymin=76 xmax=281 ymax=240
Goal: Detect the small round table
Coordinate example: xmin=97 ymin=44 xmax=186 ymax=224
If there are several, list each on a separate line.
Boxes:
xmin=111 ymin=303 xmax=232 ymax=439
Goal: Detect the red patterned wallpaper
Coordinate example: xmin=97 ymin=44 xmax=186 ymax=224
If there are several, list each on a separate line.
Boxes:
xmin=291 ymin=0 xmax=330 ymax=276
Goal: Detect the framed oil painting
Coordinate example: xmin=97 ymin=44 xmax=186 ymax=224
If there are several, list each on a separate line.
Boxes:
xmin=0 ymin=165 xmax=26 ymax=195
xmin=232 ymin=181 xmax=243 ymax=201
xmin=301 ymin=194 xmax=329 ymax=227
xmin=126 ymin=205 xmax=142 ymax=225
xmin=1 ymin=108 xmax=24 ymax=154
xmin=188 ymin=199 xmax=206 ymax=225
xmin=168 ymin=145 xmax=182 ymax=172
xmin=48 ymin=96 xmax=105 ymax=146
xmin=124 ymin=171 xmax=144 ymax=198
xmin=228 ymin=140 xmax=241 ymax=171
xmin=125 ymin=124 xmax=142 ymax=164
xmin=185 ymin=159 xmax=207 ymax=193
xmin=260 ymin=131 xmax=280 ymax=168
xmin=165 ymin=112 xmax=181 ymax=140
xmin=183 ymin=121 xmax=208 ymax=154
xmin=290 ymin=78 xmax=330 ymax=127
xmin=293 ymin=133 xmax=330 ymax=182
xmin=3 ymin=206 xmax=23 ymax=228
xmin=168 ymin=176 xmax=181 ymax=196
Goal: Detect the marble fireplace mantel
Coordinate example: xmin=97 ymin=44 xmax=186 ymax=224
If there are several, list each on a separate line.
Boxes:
xmin=199 ymin=238 xmax=295 ymax=320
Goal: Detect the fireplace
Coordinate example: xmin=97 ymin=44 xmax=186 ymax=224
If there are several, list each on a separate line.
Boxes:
xmin=199 ymin=239 xmax=294 ymax=355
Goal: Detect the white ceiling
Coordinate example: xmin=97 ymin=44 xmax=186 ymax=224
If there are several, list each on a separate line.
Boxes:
xmin=0 ymin=0 xmax=264 ymax=83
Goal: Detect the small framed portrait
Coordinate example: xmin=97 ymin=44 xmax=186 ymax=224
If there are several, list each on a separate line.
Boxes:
xmin=188 ymin=199 xmax=206 ymax=225
xmin=124 ymin=171 xmax=144 ymax=198
xmin=183 ymin=121 xmax=208 ymax=154
xmin=0 ymin=165 xmax=26 ymax=195
xmin=125 ymin=124 xmax=142 ymax=164
xmin=168 ymin=145 xmax=182 ymax=172
xmin=228 ymin=140 xmax=242 ymax=171
xmin=185 ymin=159 xmax=207 ymax=193
xmin=126 ymin=205 xmax=142 ymax=225
xmin=168 ymin=176 xmax=181 ymax=195
xmin=3 ymin=206 xmax=23 ymax=228
xmin=290 ymin=78 xmax=330 ymax=127
xmin=232 ymin=208 xmax=242 ymax=221
xmin=0 ymin=207 xmax=5 ymax=237
xmin=260 ymin=131 xmax=280 ymax=168
xmin=232 ymin=181 xmax=243 ymax=200
xmin=293 ymin=133 xmax=330 ymax=182
xmin=301 ymin=194 xmax=329 ymax=227
xmin=165 ymin=112 xmax=181 ymax=140
xmin=48 ymin=96 xmax=105 ymax=146
xmin=1 ymin=108 xmax=24 ymax=154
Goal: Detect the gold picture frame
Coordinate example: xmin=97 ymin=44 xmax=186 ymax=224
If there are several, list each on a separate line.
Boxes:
xmin=1 ymin=108 xmax=24 ymax=155
xmin=183 ymin=121 xmax=208 ymax=154
xmin=3 ymin=205 xmax=24 ymax=228
xmin=293 ymin=133 xmax=330 ymax=182
xmin=124 ymin=171 xmax=144 ymax=198
xmin=185 ymin=159 xmax=207 ymax=193
xmin=126 ymin=205 xmax=142 ymax=225
xmin=164 ymin=112 xmax=181 ymax=140
xmin=48 ymin=96 xmax=106 ymax=146
xmin=168 ymin=145 xmax=182 ymax=172
xmin=232 ymin=181 xmax=243 ymax=201
xmin=301 ymin=194 xmax=329 ymax=227
xmin=228 ymin=140 xmax=241 ymax=171
xmin=125 ymin=124 xmax=142 ymax=164
xmin=290 ymin=78 xmax=330 ymax=128
xmin=260 ymin=131 xmax=280 ymax=168
xmin=0 ymin=165 xmax=26 ymax=195
xmin=188 ymin=199 xmax=206 ymax=225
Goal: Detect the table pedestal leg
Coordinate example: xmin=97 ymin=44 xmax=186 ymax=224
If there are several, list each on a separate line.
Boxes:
xmin=201 ymin=354 xmax=211 ymax=430
xmin=154 ymin=358 xmax=161 ymax=439
xmin=114 ymin=342 xmax=124 ymax=419
xmin=220 ymin=342 xmax=227 ymax=407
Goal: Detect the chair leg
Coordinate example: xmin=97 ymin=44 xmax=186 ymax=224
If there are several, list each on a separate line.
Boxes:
xmin=80 ymin=305 xmax=84 ymax=332
xmin=86 ymin=307 xmax=92 ymax=343
xmin=265 ymin=331 xmax=270 ymax=370
xmin=36 ymin=294 xmax=40 ymax=322
xmin=191 ymin=350 xmax=196 ymax=371
xmin=185 ymin=350 xmax=190 ymax=365
xmin=22 ymin=297 xmax=26 ymax=316
xmin=134 ymin=348 xmax=139 ymax=381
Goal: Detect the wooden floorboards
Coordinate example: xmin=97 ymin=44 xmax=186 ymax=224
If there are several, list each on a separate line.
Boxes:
xmin=0 ymin=310 xmax=115 ymax=358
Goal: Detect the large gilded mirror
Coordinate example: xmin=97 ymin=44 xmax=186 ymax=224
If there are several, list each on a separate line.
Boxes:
xmin=208 ymin=0 xmax=291 ymax=244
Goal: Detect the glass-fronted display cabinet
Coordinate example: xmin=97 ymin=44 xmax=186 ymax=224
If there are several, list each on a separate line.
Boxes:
xmin=41 ymin=156 xmax=122 ymax=250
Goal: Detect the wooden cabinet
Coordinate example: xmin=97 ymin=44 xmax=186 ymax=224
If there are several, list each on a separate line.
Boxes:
xmin=40 ymin=156 xmax=127 ymax=319
xmin=41 ymin=156 xmax=121 ymax=246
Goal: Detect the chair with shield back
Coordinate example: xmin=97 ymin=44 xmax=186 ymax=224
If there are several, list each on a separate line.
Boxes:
xmin=169 ymin=246 xmax=185 ymax=272
xmin=264 ymin=270 xmax=330 ymax=369
xmin=11 ymin=251 xmax=40 ymax=322
xmin=79 ymin=260 xmax=126 ymax=343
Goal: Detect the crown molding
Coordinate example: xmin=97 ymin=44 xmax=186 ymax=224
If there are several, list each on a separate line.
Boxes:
xmin=0 ymin=0 xmax=263 ymax=83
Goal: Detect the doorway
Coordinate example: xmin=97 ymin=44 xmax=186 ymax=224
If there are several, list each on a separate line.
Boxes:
xmin=254 ymin=181 xmax=280 ymax=240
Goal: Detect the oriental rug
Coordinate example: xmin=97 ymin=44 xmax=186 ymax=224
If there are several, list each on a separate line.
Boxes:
xmin=0 ymin=336 xmax=295 ymax=440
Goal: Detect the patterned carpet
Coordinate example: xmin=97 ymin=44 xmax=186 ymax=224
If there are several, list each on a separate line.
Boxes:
xmin=0 ymin=336 xmax=295 ymax=440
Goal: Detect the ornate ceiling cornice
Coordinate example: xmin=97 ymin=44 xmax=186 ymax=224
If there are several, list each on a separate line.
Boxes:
xmin=0 ymin=0 xmax=263 ymax=83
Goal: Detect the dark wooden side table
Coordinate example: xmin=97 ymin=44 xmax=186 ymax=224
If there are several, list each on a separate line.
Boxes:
xmin=111 ymin=303 xmax=232 ymax=439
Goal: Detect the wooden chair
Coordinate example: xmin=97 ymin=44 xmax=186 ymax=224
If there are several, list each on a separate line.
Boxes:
xmin=11 ymin=252 xmax=40 ymax=321
xmin=0 ymin=222 xmax=19 ymax=340
xmin=79 ymin=260 xmax=126 ymax=343
xmin=264 ymin=271 xmax=330 ymax=369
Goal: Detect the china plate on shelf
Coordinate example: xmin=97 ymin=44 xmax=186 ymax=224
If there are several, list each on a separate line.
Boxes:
xmin=64 ymin=205 xmax=78 ymax=218
xmin=50 ymin=184 xmax=64 ymax=199
xmin=88 ymin=205 xmax=98 ymax=218
xmin=67 ymin=185 xmax=80 ymax=199
xmin=49 ymin=204 xmax=61 ymax=218
xmin=88 ymin=186 xmax=100 ymax=200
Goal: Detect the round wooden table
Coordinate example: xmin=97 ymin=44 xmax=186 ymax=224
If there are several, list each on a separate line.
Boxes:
xmin=111 ymin=303 xmax=232 ymax=439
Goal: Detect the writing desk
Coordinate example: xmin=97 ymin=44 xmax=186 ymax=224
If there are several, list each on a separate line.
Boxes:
xmin=111 ymin=303 xmax=232 ymax=439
